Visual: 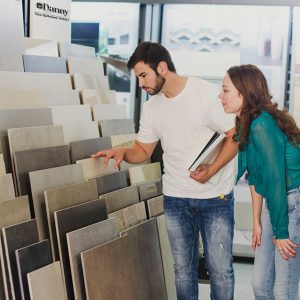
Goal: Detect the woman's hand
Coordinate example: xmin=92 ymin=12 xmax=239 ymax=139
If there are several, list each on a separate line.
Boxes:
xmin=273 ymin=238 xmax=298 ymax=260
xmin=252 ymin=224 xmax=262 ymax=251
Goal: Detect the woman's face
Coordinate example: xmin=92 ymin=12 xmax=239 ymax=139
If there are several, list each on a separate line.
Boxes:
xmin=219 ymin=73 xmax=243 ymax=116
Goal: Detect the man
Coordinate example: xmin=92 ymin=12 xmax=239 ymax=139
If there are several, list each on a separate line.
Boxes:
xmin=93 ymin=42 xmax=238 ymax=300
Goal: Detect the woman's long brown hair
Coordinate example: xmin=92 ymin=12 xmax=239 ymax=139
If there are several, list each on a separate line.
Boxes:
xmin=227 ymin=64 xmax=300 ymax=150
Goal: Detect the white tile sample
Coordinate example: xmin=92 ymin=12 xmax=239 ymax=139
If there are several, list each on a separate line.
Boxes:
xmin=92 ymin=104 xmax=127 ymax=121
xmin=51 ymin=105 xmax=92 ymax=125
xmin=0 ymin=174 xmax=15 ymax=202
xmin=23 ymin=55 xmax=67 ymax=73
xmin=67 ymin=57 xmax=104 ymax=76
xmin=73 ymin=74 xmax=109 ymax=90
xmin=81 ymin=89 xmax=117 ymax=105
xmin=58 ymin=43 xmax=95 ymax=59
xmin=0 ymin=55 xmax=23 ymax=72
xmin=24 ymin=37 xmax=59 ymax=57
xmin=129 ymin=162 xmax=162 ymax=185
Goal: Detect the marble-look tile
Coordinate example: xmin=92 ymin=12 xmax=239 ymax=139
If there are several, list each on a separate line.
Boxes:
xmin=81 ymin=89 xmax=117 ymax=105
xmin=0 ymin=71 xmax=72 ymax=90
xmin=147 ymin=195 xmax=164 ymax=218
xmin=138 ymin=179 xmax=163 ymax=201
xmin=121 ymin=219 xmax=167 ymax=300
xmin=70 ymin=137 xmax=111 ymax=163
xmin=92 ymin=104 xmax=127 ymax=121
xmin=76 ymin=157 xmax=116 ymax=180
xmin=67 ymin=219 xmax=118 ymax=300
xmin=2 ymin=219 xmax=39 ymax=300
xmin=73 ymin=74 xmax=109 ymax=90
xmin=54 ymin=198 xmax=107 ymax=300
xmin=24 ymin=38 xmax=59 ymax=57
xmin=0 ymin=154 xmax=5 ymax=175
xmin=156 ymin=215 xmax=177 ymax=300
xmin=108 ymin=202 xmax=146 ymax=232
xmin=58 ymin=43 xmax=95 ymax=59
xmin=67 ymin=57 xmax=104 ymax=76
xmin=95 ymin=170 xmax=128 ymax=196
xmin=14 ymin=145 xmax=71 ymax=198
xmin=129 ymin=162 xmax=162 ymax=185
xmin=100 ymin=185 xmax=139 ymax=214
xmin=51 ymin=105 xmax=92 ymax=125
xmin=81 ymin=235 xmax=137 ymax=300
xmin=0 ymin=55 xmax=24 ymax=72
xmin=99 ymin=119 xmax=135 ymax=137
xmin=16 ymin=240 xmax=52 ymax=300
xmin=44 ymin=180 xmax=98 ymax=259
xmin=27 ymin=261 xmax=67 ymax=300
xmin=110 ymin=133 xmax=137 ymax=148
xmin=29 ymin=164 xmax=84 ymax=241
xmin=23 ymin=55 xmax=67 ymax=73
xmin=0 ymin=174 xmax=15 ymax=201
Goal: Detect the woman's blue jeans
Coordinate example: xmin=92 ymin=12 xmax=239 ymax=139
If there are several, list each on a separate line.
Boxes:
xmin=252 ymin=187 xmax=300 ymax=300
xmin=164 ymin=192 xmax=235 ymax=300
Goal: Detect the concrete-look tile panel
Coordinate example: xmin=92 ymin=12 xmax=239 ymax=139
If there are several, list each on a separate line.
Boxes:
xmin=37 ymin=90 xmax=80 ymax=106
xmin=16 ymin=240 xmax=52 ymax=300
xmin=108 ymin=202 xmax=147 ymax=232
xmin=24 ymin=38 xmax=59 ymax=57
xmin=92 ymin=104 xmax=127 ymax=121
xmin=138 ymin=179 xmax=163 ymax=201
xmin=99 ymin=119 xmax=135 ymax=137
xmin=27 ymin=261 xmax=67 ymax=300
xmin=121 ymin=219 xmax=167 ymax=300
xmin=100 ymin=185 xmax=139 ymax=214
xmin=147 ymin=195 xmax=164 ymax=218
xmin=111 ymin=133 xmax=137 ymax=148
xmin=0 ymin=55 xmax=24 ymax=72
xmin=81 ymin=89 xmax=117 ymax=105
xmin=44 ymin=180 xmax=97 ymax=259
xmin=23 ymin=55 xmax=67 ymax=73
xmin=0 ymin=174 xmax=15 ymax=202
xmin=29 ymin=164 xmax=84 ymax=241
xmin=67 ymin=219 xmax=118 ymax=300
xmin=73 ymin=74 xmax=109 ymax=91
xmin=2 ymin=219 xmax=39 ymax=300
xmin=58 ymin=43 xmax=95 ymax=59
xmin=0 ymin=154 xmax=5 ymax=175
xmin=70 ymin=137 xmax=111 ymax=163
xmin=51 ymin=105 xmax=92 ymax=125
xmin=54 ymin=199 xmax=107 ymax=300
xmin=81 ymin=235 xmax=137 ymax=300
xmin=156 ymin=215 xmax=177 ymax=300
xmin=129 ymin=162 xmax=162 ymax=185
xmin=76 ymin=157 xmax=116 ymax=180
xmin=67 ymin=57 xmax=104 ymax=76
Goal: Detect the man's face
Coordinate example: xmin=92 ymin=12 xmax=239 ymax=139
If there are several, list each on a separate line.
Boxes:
xmin=133 ymin=62 xmax=165 ymax=95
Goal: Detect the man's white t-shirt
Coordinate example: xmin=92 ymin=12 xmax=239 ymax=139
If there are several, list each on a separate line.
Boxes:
xmin=137 ymin=77 xmax=237 ymax=199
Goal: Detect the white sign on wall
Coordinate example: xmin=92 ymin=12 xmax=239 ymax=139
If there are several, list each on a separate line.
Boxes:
xmin=30 ymin=0 xmax=71 ymax=42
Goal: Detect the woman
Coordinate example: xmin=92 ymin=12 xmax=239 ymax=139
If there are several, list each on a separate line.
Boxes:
xmin=219 ymin=64 xmax=300 ymax=299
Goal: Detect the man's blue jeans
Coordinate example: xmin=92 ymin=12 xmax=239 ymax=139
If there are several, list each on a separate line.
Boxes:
xmin=164 ymin=192 xmax=235 ymax=300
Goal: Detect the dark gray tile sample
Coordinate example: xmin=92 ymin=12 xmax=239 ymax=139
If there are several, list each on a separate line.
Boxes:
xmin=70 ymin=137 xmax=111 ymax=163
xmin=81 ymin=235 xmax=137 ymax=300
xmin=16 ymin=240 xmax=52 ymax=300
xmin=99 ymin=119 xmax=135 ymax=137
xmin=147 ymin=195 xmax=164 ymax=218
xmin=14 ymin=145 xmax=70 ymax=198
xmin=121 ymin=219 xmax=167 ymax=300
xmin=138 ymin=179 xmax=163 ymax=201
xmin=54 ymin=198 xmax=107 ymax=300
xmin=2 ymin=219 xmax=39 ymax=300
xmin=95 ymin=170 xmax=128 ymax=196
xmin=23 ymin=55 xmax=67 ymax=73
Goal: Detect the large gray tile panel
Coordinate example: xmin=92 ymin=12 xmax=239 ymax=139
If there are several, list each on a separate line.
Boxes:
xmin=58 ymin=43 xmax=95 ymax=59
xmin=70 ymin=137 xmax=111 ymax=163
xmin=92 ymin=104 xmax=127 ymax=121
xmin=138 ymin=179 xmax=163 ymax=201
xmin=0 ymin=174 xmax=15 ymax=202
xmin=54 ymin=199 xmax=107 ymax=300
xmin=23 ymin=55 xmax=67 ymax=73
xmin=2 ymin=219 xmax=39 ymax=300
xmin=0 ymin=55 xmax=24 ymax=72
xmin=81 ymin=235 xmax=137 ymax=300
xmin=121 ymin=219 xmax=167 ymax=300
xmin=99 ymin=119 xmax=135 ymax=137
xmin=147 ymin=195 xmax=164 ymax=218
xmin=16 ymin=240 xmax=52 ymax=300
xmin=51 ymin=105 xmax=92 ymax=125
xmin=67 ymin=219 xmax=118 ymax=300
xmin=44 ymin=179 xmax=98 ymax=259
xmin=29 ymin=164 xmax=84 ymax=241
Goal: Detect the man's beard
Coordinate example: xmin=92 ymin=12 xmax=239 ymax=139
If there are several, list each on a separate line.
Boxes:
xmin=147 ymin=75 xmax=165 ymax=95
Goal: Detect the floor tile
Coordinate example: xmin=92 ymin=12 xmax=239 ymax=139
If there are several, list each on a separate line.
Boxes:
xmin=99 ymin=119 xmax=135 ymax=137
xmin=67 ymin=57 xmax=104 ymax=76
xmin=92 ymin=104 xmax=127 ymax=121
xmin=23 ymin=55 xmax=67 ymax=73
xmin=129 ymin=162 xmax=162 ymax=185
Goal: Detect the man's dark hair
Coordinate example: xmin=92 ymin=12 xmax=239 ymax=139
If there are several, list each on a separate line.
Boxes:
xmin=127 ymin=42 xmax=176 ymax=73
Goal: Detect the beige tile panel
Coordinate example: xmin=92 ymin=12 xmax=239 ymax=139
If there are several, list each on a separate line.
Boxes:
xmin=92 ymin=104 xmax=127 ymax=121
xmin=81 ymin=89 xmax=117 ymax=105
xmin=73 ymin=74 xmax=109 ymax=90
xmin=129 ymin=162 xmax=162 ymax=185
xmin=51 ymin=105 xmax=92 ymax=125
xmin=0 ymin=174 xmax=15 ymax=202
xmin=24 ymin=37 xmax=59 ymax=57
xmin=0 ymin=55 xmax=23 ymax=72
xmin=58 ymin=43 xmax=95 ymax=59
xmin=111 ymin=134 xmax=137 ymax=148
xmin=0 ymin=154 xmax=5 ymax=175
xmin=67 ymin=57 xmax=104 ymax=76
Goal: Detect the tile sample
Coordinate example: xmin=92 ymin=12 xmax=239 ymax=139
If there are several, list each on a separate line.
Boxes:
xmin=121 ymin=219 xmax=167 ymax=300
xmin=111 ymin=133 xmax=137 ymax=148
xmin=81 ymin=235 xmax=137 ymax=300
xmin=54 ymin=199 xmax=107 ymax=300
xmin=73 ymin=74 xmax=109 ymax=90
xmin=81 ymin=89 xmax=117 ymax=105
xmin=23 ymin=55 xmax=67 ymax=73
xmin=95 ymin=170 xmax=128 ymax=196
xmin=108 ymin=202 xmax=146 ymax=232
xmin=129 ymin=162 xmax=162 ymax=185
xmin=138 ymin=179 xmax=163 ymax=201
xmin=100 ymin=185 xmax=139 ymax=214
xmin=14 ymin=145 xmax=71 ymax=197
xmin=156 ymin=215 xmax=176 ymax=300
xmin=2 ymin=219 xmax=39 ymax=300
xmin=0 ymin=55 xmax=24 ymax=72
xmin=36 ymin=90 xmax=80 ymax=106
xmin=58 ymin=43 xmax=95 ymax=59
xmin=67 ymin=57 xmax=104 ymax=76
xmin=27 ymin=261 xmax=67 ymax=300
xmin=76 ymin=157 xmax=116 ymax=180
xmin=51 ymin=105 xmax=92 ymax=125
xmin=0 ymin=174 xmax=15 ymax=201
xmin=147 ymin=195 xmax=164 ymax=218
xmin=16 ymin=240 xmax=52 ymax=300
xmin=99 ymin=119 xmax=135 ymax=137
xmin=67 ymin=219 xmax=118 ymax=300
xmin=0 ymin=154 xmax=5 ymax=175
xmin=44 ymin=180 xmax=98 ymax=259
xmin=92 ymin=104 xmax=127 ymax=121
xmin=24 ymin=37 xmax=58 ymax=57
xmin=70 ymin=137 xmax=111 ymax=163
xmin=29 ymin=164 xmax=84 ymax=241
